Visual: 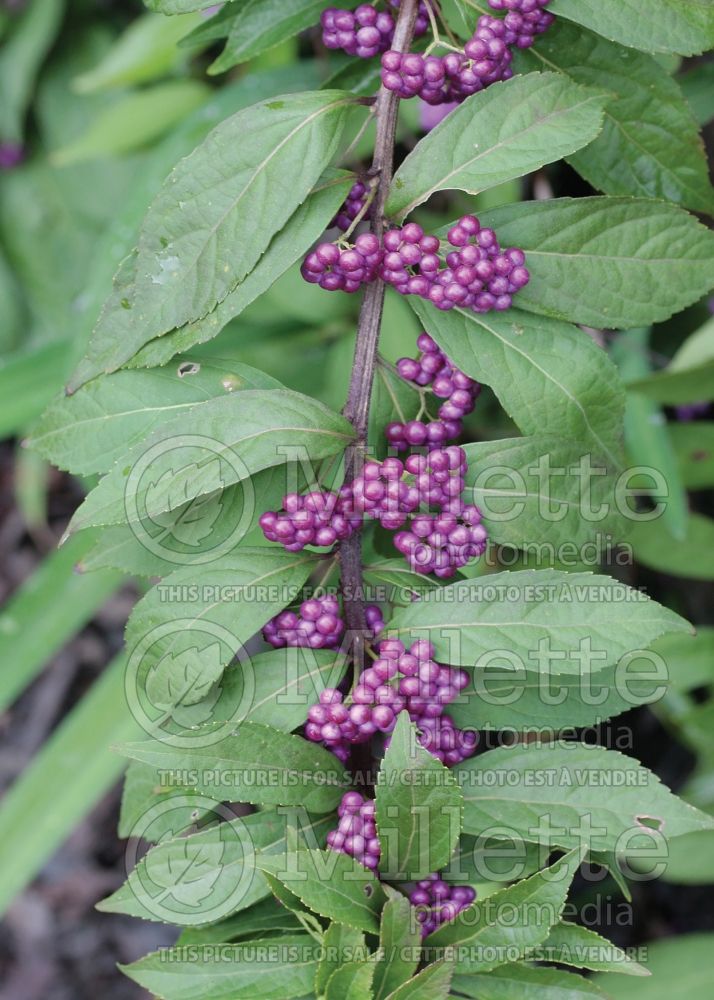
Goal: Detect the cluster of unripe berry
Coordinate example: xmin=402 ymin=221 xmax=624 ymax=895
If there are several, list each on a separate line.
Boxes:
xmin=263 ymin=595 xmax=384 ymax=651
xmin=410 ymin=874 xmax=477 ymax=936
xmin=260 ymin=327 xmax=489 ymax=578
xmin=302 ymin=212 xmax=530 ymax=315
xmin=321 ymin=2 xmax=429 ymax=59
xmin=325 ymin=793 xmax=477 ymax=936
xmin=305 ymin=637 xmax=477 ymax=766
xmin=388 ymin=331 xmax=481 ymax=449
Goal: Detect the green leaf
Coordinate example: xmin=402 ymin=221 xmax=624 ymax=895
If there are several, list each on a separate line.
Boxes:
xmin=66 ymin=389 xmax=354 ymax=533
xmin=453 ymin=963 xmax=610 ymax=999
xmin=386 ymin=73 xmax=608 ymax=220
xmin=0 ymin=341 xmax=72 ymax=439
xmin=0 ymin=653 xmax=140 ymax=917
xmin=147 ymin=0 xmax=238 ymax=12
xmin=363 ymin=560 xmax=443 ymax=600
xmin=68 ymin=90 xmax=354 ymax=391
xmin=424 ymin=850 xmax=582 ymax=972
xmin=385 ymin=960 xmax=453 ymax=999
xmin=613 ymin=328 xmax=688 ymax=542
xmin=627 ymin=317 xmax=714 ymax=404
xmin=549 ymin=0 xmax=714 ymax=56
xmin=388 ymin=569 xmax=689 ymax=675
xmin=476 ymin=198 xmax=714 ymax=329
xmin=654 ymin=829 xmax=714 ymax=884
xmin=678 ymin=61 xmax=714 ymax=125
xmin=177 ymin=895 xmax=303 ymax=944
xmin=122 ymin=934 xmax=321 ymax=999
xmin=99 ymin=809 xmax=334 ymax=925
xmin=29 ymin=360 xmax=281 ymax=476
xmin=0 ymin=0 xmax=64 ymax=143
xmin=73 ymin=12 xmax=202 ymax=92
xmin=51 ymin=81 xmax=210 ymax=165
xmin=443 ymin=834 xmax=544 ymax=885
xmin=533 ymin=921 xmax=649 ymax=975
xmin=0 ymin=531 xmax=121 ymax=713
xmin=448 ymin=655 xmax=670 ymax=733
xmin=118 ymin=722 xmax=348 ymax=813
xmin=258 ymin=849 xmax=387 ymax=933
xmin=518 ymin=21 xmax=714 ymax=213
xmin=409 ymin=299 xmax=625 ymax=469
xmin=591 ymin=932 xmax=714 ymax=996
xmin=123 ymin=548 xmax=318 ymax=702
xmin=128 ymin=171 xmax=355 ymax=368
xmin=455 ymin=743 xmax=714 ymax=851
xmin=372 ymin=889 xmax=421 ymax=1000
xmin=629 ymin=513 xmax=714 ymax=580
xmin=462 ymin=436 xmax=623 ymax=550
xmin=211 ymin=1 xmax=345 ymax=73
xmin=669 ymin=422 xmax=714 ymax=489
xmin=315 ymin=923 xmax=368 ymax=996
xmin=375 ymin=713 xmax=462 ymax=880
xmin=652 ymin=628 xmax=714 ymax=693
xmin=324 ymin=960 xmax=375 ymax=1000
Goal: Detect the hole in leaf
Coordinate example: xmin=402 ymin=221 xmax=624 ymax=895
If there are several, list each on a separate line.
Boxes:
xmin=178 ymin=362 xmax=200 ymax=377
xmin=635 ymin=815 xmax=663 ymax=831
xmin=363 ymin=884 xmax=374 ymax=898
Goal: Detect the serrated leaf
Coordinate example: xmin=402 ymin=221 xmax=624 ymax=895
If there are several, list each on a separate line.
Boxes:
xmin=146 ymin=643 xmax=224 ymax=712
xmin=388 ymin=569 xmax=689 ymax=675
xmin=123 ymin=547 xmax=318 ymax=696
xmin=315 ymin=923 xmax=368 ymax=995
xmin=385 ymin=959 xmax=453 ymax=999
xmin=519 ymin=21 xmax=714 ymax=212
xmin=29 ymin=359 xmax=281 ymax=476
xmin=424 ymin=850 xmax=582 ymax=972
xmin=474 ymin=198 xmax=714 ymax=329
xmin=211 ymin=0 xmax=348 ymax=73
xmin=122 ymin=934 xmax=321 ymax=999
xmin=100 ymin=810 xmax=333 ymax=925
xmin=372 ymin=888 xmax=421 ymax=1000
xmin=386 ymin=73 xmax=608 ymax=219
xmin=177 ymin=895 xmax=303 ymax=945
xmin=448 ymin=656 xmax=668 ymax=733
xmin=68 ymin=90 xmax=354 ymax=390
xmin=443 ymin=834 xmax=544 ymax=885
xmin=325 ymin=960 xmax=375 ymax=1000
xmin=129 ymin=170 xmax=354 ymax=369
xmin=532 ymin=921 xmax=649 ymax=975
xmin=679 ymin=61 xmax=714 ymax=125
xmin=462 ymin=436 xmax=624 ymax=549
xmin=258 ymin=849 xmax=387 ymax=933
xmin=409 ymin=299 xmax=625 ymax=470
xmin=455 ymin=743 xmax=714 ymax=851
xmin=67 ymin=389 xmax=354 ymax=534
xmin=453 ymin=963 xmax=610 ymax=999
xmin=549 ymin=0 xmax=714 ymax=56
xmin=118 ymin=722 xmax=348 ymax=813
xmin=375 ymin=713 xmax=462 ymax=880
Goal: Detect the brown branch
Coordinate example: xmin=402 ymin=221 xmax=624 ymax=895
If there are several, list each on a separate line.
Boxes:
xmin=339 ymin=0 xmax=420 ymax=652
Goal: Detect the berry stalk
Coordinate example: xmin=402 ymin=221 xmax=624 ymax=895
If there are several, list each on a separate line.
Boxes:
xmin=339 ymin=0 xmax=421 ymax=642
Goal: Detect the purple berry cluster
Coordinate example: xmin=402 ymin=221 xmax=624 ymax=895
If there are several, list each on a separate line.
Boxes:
xmin=321 ymin=2 xmax=428 ymax=59
xmin=331 ymin=180 xmax=370 ymax=232
xmin=394 ymin=504 xmax=488 ymax=579
xmin=410 ymin=874 xmax=476 ymax=936
xmin=387 ymin=333 xmax=481 ymax=451
xmin=326 ymin=792 xmax=381 ymax=869
xmin=259 ymin=491 xmax=359 ymax=552
xmin=381 ymin=216 xmax=530 ymax=314
xmin=305 ymin=639 xmax=476 ymax=767
xmin=381 ymin=2 xmax=553 ymax=106
xmin=264 ymin=596 xmax=384 ymax=651
xmin=301 ymin=233 xmax=382 ymax=293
